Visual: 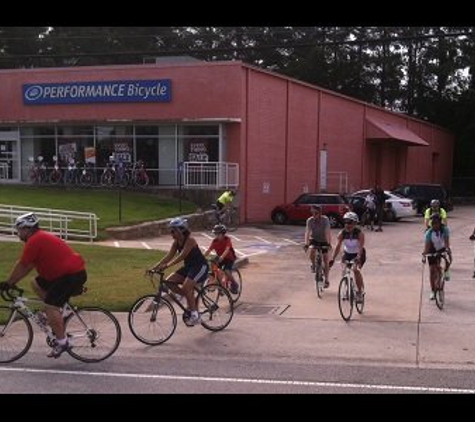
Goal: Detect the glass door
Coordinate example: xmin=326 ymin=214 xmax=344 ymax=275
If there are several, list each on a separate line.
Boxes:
xmin=0 ymin=139 xmax=19 ymax=181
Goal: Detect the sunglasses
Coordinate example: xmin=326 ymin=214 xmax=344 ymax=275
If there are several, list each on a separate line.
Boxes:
xmin=344 ymin=220 xmax=355 ymax=224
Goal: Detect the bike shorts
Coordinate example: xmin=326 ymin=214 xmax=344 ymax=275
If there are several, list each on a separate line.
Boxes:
xmin=176 ymin=263 xmax=209 ymax=284
xmin=427 ymin=247 xmax=446 ymax=266
xmin=36 ymin=270 xmax=87 ymax=307
xmin=216 ymin=201 xmax=225 ymax=211
xmin=343 ymin=250 xmax=366 ymax=268
xmin=309 ymin=241 xmax=330 ymax=253
xmin=219 ymin=260 xmax=235 ymax=271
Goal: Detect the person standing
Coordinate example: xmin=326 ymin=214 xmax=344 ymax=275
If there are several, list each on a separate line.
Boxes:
xmin=374 ymin=185 xmax=385 ymax=232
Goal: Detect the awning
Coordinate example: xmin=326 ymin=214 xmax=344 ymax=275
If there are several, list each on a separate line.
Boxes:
xmin=366 ymin=116 xmax=429 ymax=146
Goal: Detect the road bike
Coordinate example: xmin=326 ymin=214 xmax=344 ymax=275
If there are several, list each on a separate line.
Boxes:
xmin=422 ymin=250 xmax=451 ymax=310
xmin=204 ymin=205 xmax=239 ymax=232
xmin=128 ymin=270 xmax=234 ymax=346
xmin=313 ymin=245 xmax=330 ymax=299
xmin=337 ymin=259 xmax=365 ymax=321
xmin=0 ymin=285 xmax=122 ymax=363
xmin=208 ymin=258 xmax=242 ymax=303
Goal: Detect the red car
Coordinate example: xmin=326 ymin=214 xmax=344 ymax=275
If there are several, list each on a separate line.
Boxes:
xmin=271 ymin=193 xmax=350 ymax=228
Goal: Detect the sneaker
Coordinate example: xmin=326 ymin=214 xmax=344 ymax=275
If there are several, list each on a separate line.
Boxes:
xmin=47 ymin=340 xmax=70 ymax=359
xmin=187 ymin=313 xmax=202 ymax=326
xmin=310 ymin=264 xmax=316 ymax=273
xmin=230 ymin=282 xmax=239 ymax=295
xmin=429 ymin=291 xmax=436 ymax=300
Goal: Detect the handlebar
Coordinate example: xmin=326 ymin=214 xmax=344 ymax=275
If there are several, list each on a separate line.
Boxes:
xmin=0 ymin=284 xmax=24 ymax=302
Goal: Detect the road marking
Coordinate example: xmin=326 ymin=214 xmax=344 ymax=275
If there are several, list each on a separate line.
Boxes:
xmin=228 ymin=234 xmax=241 ymax=241
xmin=200 ymin=233 xmax=213 ymax=240
xmin=244 ymin=251 xmax=268 ymax=258
xmin=141 ymin=242 xmax=152 ymax=250
xmin=282 ymin=238 xmax=300 ymax=245
xmin=254 ymin=236 xmax=272 ymax=244
xmin=233 ymin=248 xmax=247 ymax=257
xmin=0 ymin=366 xmax=473 ymax=393
xmin=113 ymin=241 xmax=120 ymax=248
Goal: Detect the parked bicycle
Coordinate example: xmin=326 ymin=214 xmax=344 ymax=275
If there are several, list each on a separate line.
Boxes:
xmin=208 ymin=258 xmax=242 ymax=303
xmin=336 ymin=259 xmax=365 ymax=321
xmin=48 ymin=155 xmax=63 ymax=185
xmin=128 ymin=269 xmax=234 ymax=346
xmin=204 ymin=205 xmax=239 ymax=232
xmin=422 ymin=250 xmax=451 ymax=310
xmin=28 ymin=156 xmax=47 ymax=184
xmin=0 ymin=285 xmax=121 ymax=363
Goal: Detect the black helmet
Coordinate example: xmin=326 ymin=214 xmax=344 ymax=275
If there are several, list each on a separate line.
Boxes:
xmin=212 ymin=224 xmax=227 ymax=235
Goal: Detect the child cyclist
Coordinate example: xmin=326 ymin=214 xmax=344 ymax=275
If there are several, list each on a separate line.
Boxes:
xmin=204 ymin=224 xmax=239 ymax=294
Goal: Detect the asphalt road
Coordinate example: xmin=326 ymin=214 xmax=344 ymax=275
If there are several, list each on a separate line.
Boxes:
xmin=2 ymin=206 xmax=475 ymax=394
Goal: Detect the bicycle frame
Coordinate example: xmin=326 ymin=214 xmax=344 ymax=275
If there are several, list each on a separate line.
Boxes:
xmin=423 ymin=250 xmax=450 ymax=309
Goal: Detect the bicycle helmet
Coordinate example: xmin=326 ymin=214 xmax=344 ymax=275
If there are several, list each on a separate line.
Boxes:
xmin=14 ymin=212 xmax=40 ymax=229
xmin=430 ymin=199 xmax=440 ymax=207
xmin=168 ymin=217 xmax=188 ymax=231
xmin=343 ymin=211 xmax=359 ymax=223
xmin=212 ymin=224 xmax=227 ymax=235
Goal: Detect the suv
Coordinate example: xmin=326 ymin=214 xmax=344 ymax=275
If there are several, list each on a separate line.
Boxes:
xmin=391 ymin=183 xmax=453 ymax=214
xmin=271 ymin=193 xmax=350 ymax=228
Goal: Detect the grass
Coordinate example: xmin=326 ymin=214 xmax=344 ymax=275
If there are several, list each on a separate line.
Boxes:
xmin=0 ymin=242 xmax=168 ymax=311
xmin=0 ymin=184 xmax=197 ymax=238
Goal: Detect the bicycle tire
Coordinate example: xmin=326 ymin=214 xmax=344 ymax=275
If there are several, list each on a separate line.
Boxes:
xmin=0 ymin=307 xmax=33 ymax=363
xmin=222 ymin=209 xmax=238 ymax=232
xmin=435 ymin=270 xmax=445 ymax=310
xmin=227 ymin=268 xmax=243 ymax=303
xmin=198 ymin=285 xmax=234 ymax=332
xmin=80 ymin=172 xmax=93 ymax=187
xmin=315 ymin=255 xmax=324 ymax=299
xmin=204 ymin=209 xmax=219 ymax=231
xmin=356 ymin=286 xmax=365 ymax=314
xmin=65 ymin=307 xmax=122 ymax=363
xmin=338 ymin=277 xmax=353 ymax=321
xmin=128 ymin=295 xmax=177 ymax=345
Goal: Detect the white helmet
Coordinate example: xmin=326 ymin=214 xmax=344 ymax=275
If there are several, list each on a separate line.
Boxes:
xmin=343 ymin=211 xmax=359 ymax=223
xmin=168 ymin=217 xmax=188 ymax=231
xmin=15 ymin=212 xmax=40 ymax=229
xmin=430 ymin=199 xmax=440 ymax=207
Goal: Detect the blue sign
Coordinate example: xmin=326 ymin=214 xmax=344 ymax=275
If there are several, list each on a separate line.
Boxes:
xmin=23 ymin=79 xmax=172 ymax=105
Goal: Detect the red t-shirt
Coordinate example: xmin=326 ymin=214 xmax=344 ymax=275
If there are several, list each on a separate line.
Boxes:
xmin=209 ymin=236 xmax=236 ymax=263
xmin=20 ymin=230 xmax=85 ymax=281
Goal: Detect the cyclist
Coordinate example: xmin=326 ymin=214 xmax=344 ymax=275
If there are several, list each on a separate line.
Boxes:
xmin=329 ymin=211 xmax=366 ymax=303
xmin=422 ymin=213 xmax=451 ymax=300
xmin=304 ymin=204 xmax=332 ymax=287
xmin=216 ymin=189 xmax=236 ymax=218
xmin=424 ymin=199 xmax=447 ymax=230
xmin=150 ymin=217 xmax=209 ymax=326
xmin=204 ymin=224 xmax=239 ymax=294
xmin=0 ymin=212 xmax=87 ymax=358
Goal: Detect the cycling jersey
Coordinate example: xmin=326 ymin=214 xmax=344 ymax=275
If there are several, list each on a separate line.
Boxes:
xmin=217 ymin=191 xmax=234 ymax=206
xmin=425 ymin=226 xmax=450 ymax=251
xmin=306 ymin=215 xmax=330 ymax=243
xmin=341 ymin=227 xmax=362 ymax=254
xmin=208 ymin=236 xmax=236 ymax=263
xmin=424 ymin=207 xmax=447 ymax=226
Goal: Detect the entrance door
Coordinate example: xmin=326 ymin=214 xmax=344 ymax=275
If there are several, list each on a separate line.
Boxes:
xmin=0 ymin=139 xmax=19 ymax=181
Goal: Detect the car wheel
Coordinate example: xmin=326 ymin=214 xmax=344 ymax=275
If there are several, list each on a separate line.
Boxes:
xmin=327 ymin=214 xmax=340 ymax=228
xmin=272 ymin=211 xmax=287 ymax=225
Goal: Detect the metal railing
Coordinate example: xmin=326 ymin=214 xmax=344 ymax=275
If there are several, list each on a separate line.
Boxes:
xmin=0 ymin=204 xmax=99 ymax=242
xmin=0 ymin=162 xmax=8 ymax=180
xmin=325 ymin=171 xmax=349 ymax=194
xmin=183 ymin=162 xmax=239 ymax=189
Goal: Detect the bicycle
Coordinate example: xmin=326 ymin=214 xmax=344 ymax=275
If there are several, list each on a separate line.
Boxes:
xmin=204 ymin=205 xmax=239 ymax=232
xmin=313 ymin=245 xmax=330 ymax=299
xmin=336 ymin=259 xmax=365 ymax=321
xmin=208 ymin=258 xmax=242 ymax=303
xmin=0 ymin=285 xmax=122 ymax=363
xmin=422 ymin=250 xmax=451 ymax=310
xmin=128 ymin=269 xmax=234 ymax=346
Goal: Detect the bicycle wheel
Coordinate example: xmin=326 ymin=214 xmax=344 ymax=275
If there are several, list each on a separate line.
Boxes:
xmin=65 ymin=307 xmax=121 ymax=363
xmin=338 ymin=277 xmax=353 ymax=321
xmin=204 ymin=208 xmax=219 ymax=231
xmin=315 ymin=256 xmax=324 ymax=299
xmin=223 ymin=208 xmax=238 ymax=232
xmin=355 ymin=285 xmax=365 ymax=314
xmin=435 ymin=271 xmax=445 ymax=310
xmin=198 ymin=285 xmax=234 ymax=331
xmin=128 ymin=295 xmax=177 ymax=345
xmin=0 ymin=307 xmax=33 ymax=363
xmin=227 ymin=268 xmax=243 ymax=303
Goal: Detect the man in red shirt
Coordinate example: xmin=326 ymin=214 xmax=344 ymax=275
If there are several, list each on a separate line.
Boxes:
xmin=0 ymin=212 xmax=87 ymax=358
xmin=204 ymin=224 xmax=239 ymax=294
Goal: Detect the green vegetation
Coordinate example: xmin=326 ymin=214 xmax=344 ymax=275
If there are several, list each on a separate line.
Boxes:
xmin=0 ymin=185 xmax=197 ymax=238
xmin=0 ymin=242 xmax=167 ymax=311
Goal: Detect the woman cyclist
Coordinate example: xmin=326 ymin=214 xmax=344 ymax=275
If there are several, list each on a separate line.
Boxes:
xmin=329 ymin=211 xmax=366 ymax=303
xmin=150 ymin=217 xmax=209 ymax=325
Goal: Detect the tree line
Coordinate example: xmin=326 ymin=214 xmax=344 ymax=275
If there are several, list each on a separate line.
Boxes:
xmin=1 ymin=26 xmax=474 ymax=181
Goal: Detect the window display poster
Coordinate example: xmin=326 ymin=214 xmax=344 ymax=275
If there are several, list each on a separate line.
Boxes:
xmin=113 ymin=142 xmax=131 ymax=163
xmin=59 ymin=142 xmax=77 ymax=162
xmin=85 ymin=147 xmax=96 ymax=164
xmin=187 ymin=140 xmax=209 ymax=162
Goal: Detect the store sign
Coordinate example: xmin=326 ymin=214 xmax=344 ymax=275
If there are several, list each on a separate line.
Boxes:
xmin=23 ymin=79 xmax=172 ymax=105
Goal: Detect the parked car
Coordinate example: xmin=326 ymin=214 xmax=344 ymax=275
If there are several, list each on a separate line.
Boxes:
xmin=391 ymin=183 xmax=453 ymax=214
xmin=352 ymin=189 xmax=417 ymax=221
xmin=271 ymin=193 xmax=350 ymax=228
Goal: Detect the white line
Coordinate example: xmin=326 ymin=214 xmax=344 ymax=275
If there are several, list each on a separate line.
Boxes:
xmin=228 ymin=234 xmax=241 ymax=241
xmin=254 ymin=236 xmax=272 ymax=244
xmin=244 ymin=251 xmax=268 ymax=258
xmin=233 ymin=248 xmax=246 ymax=257
xmin=282 ymin=238 xmax=300 ymax=245
xmin=0 ymin=367 xmax=472 ymax=393
xmin=141 ymin=242 xmax=152 ymax=250
xmin=200 ymin=233 xmax=214 ymax=240
xmin=113 ymin=241 xmax=120 ymax=248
